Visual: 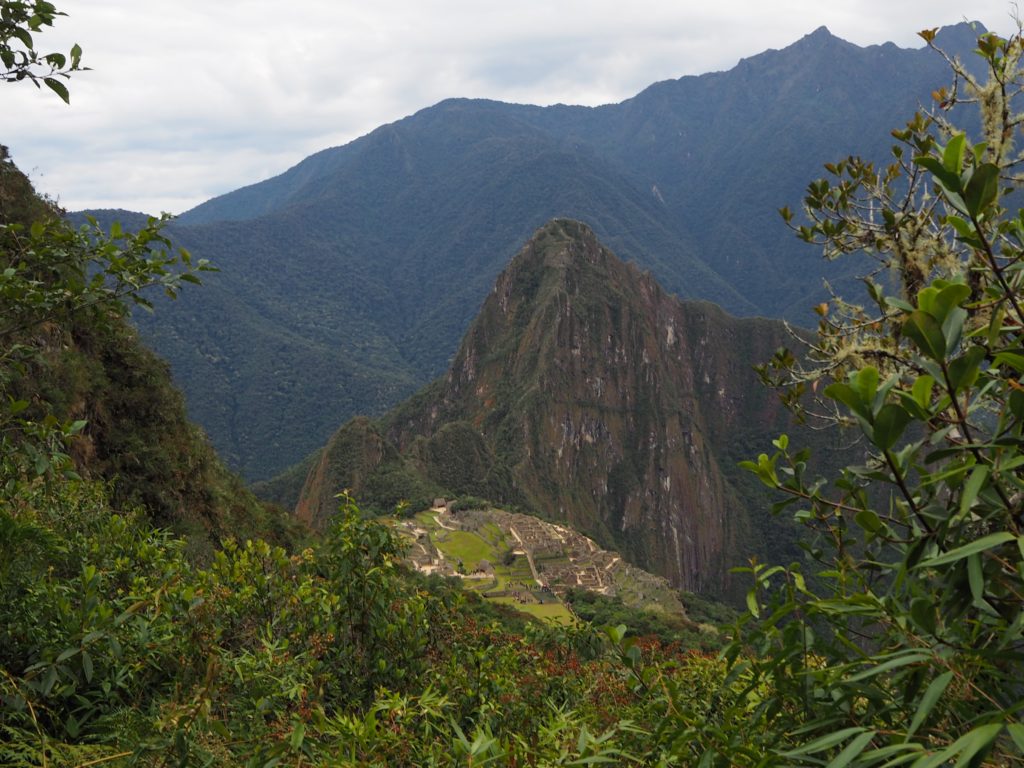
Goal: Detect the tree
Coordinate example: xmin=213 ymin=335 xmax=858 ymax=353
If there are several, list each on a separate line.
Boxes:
xmin=0 ymin=3 xmax=210 ymax=494
xmin=664 ymin=24 xmax=1024 ymax=767
xmin=0 ymin=0 xmax=83 ymax=102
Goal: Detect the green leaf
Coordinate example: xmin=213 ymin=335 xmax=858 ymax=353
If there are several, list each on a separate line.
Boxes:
xmin=994 ymin=351 xmax=1024 ymax=372
xmin=746 ymin=588 xmax=760 ymax=619
xmin=855 ymin=509 xmax=883 ymax=534
xmin=959 ymin=465 xmax=989 ymax=517
xmin=886 ymin=296 xmax=915 ymax=312
xmin=604 ymin=625 xmax=626 ymax=644
xmin=942 ymin=133 xmax=966 ymax=174
xmin=1011 ymin=390 xmax=1024 ymax=421
xmin=825 ymin=382 xmax=871 ymax=422
xmin=855 ymin=366 xmax=880 ymax=405
xmin=910 ymin=598 xmax=936 ymax=635
xmin=912 ymin=375 xmax=934 ymax=409
xmin=932 ymin=282 xmax=971 ymax=322
xmin=971 ymin=140 xmax=989 ymax=164
xmin=941 ymin=307 xmax=967 ymax=355
xmin=952 ymin=723 xmax=1002 ymax=767
xmin=43 ymin=76 xmax=70 ymax=103
xmin=997 ymin=454 xmax=1024 ymax=473
xmin=916 ymin=532 xmax=1015 ymax=568
xmin=862 ymin=744 xmax=924 ymax=765
xmin=846 ymin=651 xmax=931 ymax=682
xmin=781 ymin=727 xmax=870 ymax=757
xmin=967 ymin=553 xmax=984 ymax=602
xmin=11 ymin=26 xmax=33 ymax=48
xmin=907 ymin=671 xmax=953 ymax=738
xmin=65 ymin=713 xmax=79 ymax=739
xmin=290 ymin=722 xmax=305 ymax=750
xmin=873 ymin=403 xmax=912 ymax=451
xmin=828 ymin=730 xmax=877 ymax=768
xmin=1007 ymin=723 xmax=1024 ymax=754
xmin=963 ymin=163 xmax=999 ymax=217
xmin=947 ymin=346 xmax=985 ymax=391
xmin=82 ymin=630 xmax=104 ymax=644
xmin=903 ymin=311 xmax=947 ymax=360
xmin=915 ymin=155 xmax=961 ymax=193
xmin=945 ymin=214 xmax=974 ymax=239
xmin=81 ymin=650 xmax=93 ymax=682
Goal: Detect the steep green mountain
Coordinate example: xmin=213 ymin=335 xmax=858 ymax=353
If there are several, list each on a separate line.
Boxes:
xmin=109 ymin=23 xmax=980 ymax=480
xmin=292 ymin=220 xmax=829 ymax=596
xmin=1 ymin=148 xmax=297 ymax=556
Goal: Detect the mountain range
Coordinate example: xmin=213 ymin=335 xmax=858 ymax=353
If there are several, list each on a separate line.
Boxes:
xmin=283 ymin=220 xmax=840 ymax=597
xmin=92 ymin=22 xmax=982 ymax=480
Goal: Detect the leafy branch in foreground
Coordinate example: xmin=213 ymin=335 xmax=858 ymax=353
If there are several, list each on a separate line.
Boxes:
xmin=717 ymin=24 xmax=1024 ymax=768
xmin=0 ymin=0 xmax=84 ymax=101
xmin=0 ymin=149 xmax=214 ymax=493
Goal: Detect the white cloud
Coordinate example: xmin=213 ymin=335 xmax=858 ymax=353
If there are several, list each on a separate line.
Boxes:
xmin=1 ymin=0 xmax=1013 ymax=213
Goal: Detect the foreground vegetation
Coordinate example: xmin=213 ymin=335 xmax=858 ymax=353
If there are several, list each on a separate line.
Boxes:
xmin=1 ymin=488 xmax=692 ymax=765
xmin=2 ymin=4 xmax=1024 ymax=766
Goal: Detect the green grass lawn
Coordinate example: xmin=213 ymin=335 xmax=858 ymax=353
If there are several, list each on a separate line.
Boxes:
xmin=483 ymin=571 xmax=513 ymax=595
xmin=509 ymin=600 xmax=574 ymax=624
xmin=478 ymin=522 xmax=507 ymax=546
xmin=466 ymin=576 xmax=498 ymax=592
xmin=434 ymin=530 xmax=496 ymax=571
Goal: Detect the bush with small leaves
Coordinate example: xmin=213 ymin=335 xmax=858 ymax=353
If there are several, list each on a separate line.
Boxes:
xmin=706 ymin=25 xmax=1024 ymax=768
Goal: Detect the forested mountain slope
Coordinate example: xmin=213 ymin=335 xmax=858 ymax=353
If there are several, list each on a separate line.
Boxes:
xmin=293 ymin=221 xmax=836 ymax=597
xmin=1 ymin=149 xmax=297 ymax=556
xmin=105 ymin=23 xmax=980 ymax=479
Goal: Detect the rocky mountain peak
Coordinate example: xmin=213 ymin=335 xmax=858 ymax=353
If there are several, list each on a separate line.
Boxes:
xmin=932 ymin=21 xmax=989 ymax=55
xmin=298 ymin=220 xmax=815 ymax=597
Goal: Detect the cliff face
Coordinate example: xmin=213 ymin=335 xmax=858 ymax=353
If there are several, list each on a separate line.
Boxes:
xmin=300 ymin=220 xmax=805 ymax=593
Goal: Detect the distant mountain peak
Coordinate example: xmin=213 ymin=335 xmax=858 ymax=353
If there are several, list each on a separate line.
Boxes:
xmin=789 ymin=24 xmax=856 ymax=53
xmin=514 ymin=219 xmax=606 ymax=269
xmin=148 ymin=20 xmax=983 ymax=482
xmin=732 ymin=24 xmax=855 ymax=73
xmin=932 ymin=20 xmax=988 ymax=51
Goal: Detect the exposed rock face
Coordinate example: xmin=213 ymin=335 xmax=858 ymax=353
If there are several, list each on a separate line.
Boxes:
xmin=299 ymin=220 xmax=806 ymax=594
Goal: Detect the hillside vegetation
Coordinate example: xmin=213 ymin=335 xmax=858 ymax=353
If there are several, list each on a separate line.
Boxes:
xmin=0 ymin=147 xmax=297 ymax=555
xmin=289 ymin=220 xmax=834 ymax=598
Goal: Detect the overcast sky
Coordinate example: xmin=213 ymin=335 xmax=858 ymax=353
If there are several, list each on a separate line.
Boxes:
xmin=1 ymin=1 xmax=1014 ymax=214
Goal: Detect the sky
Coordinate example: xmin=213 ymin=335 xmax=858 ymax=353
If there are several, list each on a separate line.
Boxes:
xmin=1 ymin=1 xmax=1014 ymax=215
